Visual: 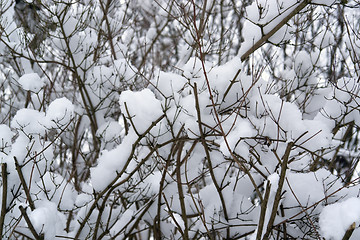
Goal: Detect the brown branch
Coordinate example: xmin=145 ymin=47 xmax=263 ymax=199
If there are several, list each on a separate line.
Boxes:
xmin=98 ymin=0 xmax=117 ymax=60
xmin=0 ymin=163 xmax=8 ymax=238
xmin=124 ymin=102 xmax=140 ymax=136
xmin=262 ymin=142 xmax=293 ymax=239
xmin=14 ymin=157 xmax=35 ymax=211
xmin=154 ymin=125 xmax=185 ymax=238
xmin=256 ymin=180 xmax=271 ymax=240
xmin=112 ymin=198 xmax=155 ymax=239
xmin=175 ymin=140 xmax=189 ymax=240
xmin=342 ymin=222 xmax=356 ymax=240
xmin=162 ymin=193 xmax=185 ymax=236
xmin=137 ymin=2 xmax=174 ymax=71
xmin=194 ymin=83 xmax=229 ymax=222
xmin=240 ymin=1 xmax=310 ymax=62
xmin=184 ymin=149 xmax=214 ymax=240
xmin=19 ymin=206 xmax=44 ymax=240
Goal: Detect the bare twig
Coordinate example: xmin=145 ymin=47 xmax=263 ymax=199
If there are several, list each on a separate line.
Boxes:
xmin=175 ymin=140 xmax=189 ymax=240
xmin=342 ymin=222 xmax=356 ymax=240
xmin=0 ymin=163 xmax=8 ymax=238
xmin=14 ymin=157 xmax=35 ymax=211
xmin=262 ymin=142 xmax=293 ymax=239
xmin=19 ymin=206 xmax=44 ymax=240
xmin=194 ymin=83 xmax=229 ymax=222
xmin=256 ymin=180 xmax=271 ymax=240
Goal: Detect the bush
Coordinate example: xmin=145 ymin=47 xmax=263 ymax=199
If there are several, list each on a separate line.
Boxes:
xmin=0 ymin=0 xmax=360 ymax=239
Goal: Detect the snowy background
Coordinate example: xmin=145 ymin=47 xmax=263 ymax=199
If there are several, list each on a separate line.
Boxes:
xmin=0 ymin=0 xmax=360 ymax=239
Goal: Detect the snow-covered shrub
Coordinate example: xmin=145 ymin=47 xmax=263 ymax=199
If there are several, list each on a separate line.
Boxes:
xmin=0 ymin=0 xmax=359 ymax=239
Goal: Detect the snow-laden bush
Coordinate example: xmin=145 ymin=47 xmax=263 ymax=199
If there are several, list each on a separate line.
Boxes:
xmin=0 ymin=0 xmax=360 ymax=239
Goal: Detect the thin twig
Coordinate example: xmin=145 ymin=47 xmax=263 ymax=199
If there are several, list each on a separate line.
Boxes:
xmin=190 ymin=0 xmax=264 ymax=205
xmin=256 ymin=180 xmax=271 ymax=240
xmin=275 ymin=176 xmax=360 ymax=227
xmin=0 ymin=163 xmax=8 ymax=238
xmin=19 ymin=206 xmax=43 ymax=240
xmin=285 ymin=177 xmax=321 ymax=240
xmin=14 ymin=157 xmax=35 ymax=211
xmin=175 ymin=140 xmax=189 ymax=240
xmin=162 ymin=193 xmax=185 ymax=236
xmin=194 ymin=83 xmax=229 ymax=222
xmin=262 ymin=142 xmax=293 ymax=239
xmin=74 ymin=114 xmax=166 ymax=239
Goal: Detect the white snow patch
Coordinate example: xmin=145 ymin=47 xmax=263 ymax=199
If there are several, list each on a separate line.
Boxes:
xmin=268 ymin=173 xmax=279 ymax=193
xmin=0 ymin=124 xmax=13 ymax=149
xmin=11 ymin=109 xmax=46 ymax=135
xmin=312 ymin=0 xmax=336 ymax=6
xmin=294 ymin=51 xmax=313 ymax=78
xmin=18 ymin=73 xmax=44 ymax=92
xmin=319 ymin=197 xmax=360 ymax=240
xmin=90 ymin=131 xmax=137 ymax=191
xmin=96 ymin=121 xmax=123 ymax=142
xmin=119 ymin=89 xmax=163 ymax=133
xmin=30 ymin=200 xmax=67 ymax=239
xmin=46 ymin=97 xmax=75 ymax=126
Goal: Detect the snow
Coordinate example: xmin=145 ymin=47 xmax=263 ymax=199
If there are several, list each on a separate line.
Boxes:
xmin=1 ymin=0 xmax=359 ymax=239
xmin=34 ymin=172 xmax=76 ymax=210
xmin=146 ymin=27 xmax=157 ymax=42
xmin=152 ymin=71 xmax=187 ymax=98
xmin=96 ymin=121 xmax=123 ymax=142
xmin=46 ymin=97 xmax=75 ymax=126
xmin=17 ymin=73 xmax=44 ymax=92
xmin=267 ymin=173 xmax=279 ymax=193
xmin=314 ymin=30 xmax=335 ymax=49
xmin=111 ymin=208 xmax=134 ymax=234
xmin=284 ymin=170 xmax=325 ymax=206
xmin=182 ymin=57 xmax=209 ymax=80
xmin=239 ymin=0 xmax=307 ymax=57
xmin=219 ymin=118 xmax=255 ymax=157
xmin=294 ymin=50 xmax=313 ymax=78
xmin=114 ymin=59 xmax=136 ymax=81
xmin=208 ymin=57 xmax=243 ymax=103
xmin=63 ymin=15 xmax=78 ymax=37
xmin=11 ymin=109 xmax=47 ymax=135
xmin=312 ymin=0 xmax=336 ymax=6
xmin=0 ymin=124 xmax=13 ymax=150
xmin=319 ymin=197 xmax=360 ymax=240
xmin=122 ymin=28 xmax=134 ymax=45
xmin=322 ymin=99 xmax=343 ymax=118
xmin=119 ymin=89 xmax=163 ymax=134
xmin=75 ymin=193 xmax=92 ymax=207
xmin=249 ymin=92 xmax=333 ymax=152
xmin=171 ymin=213 xmax=185 ymax=230
xmin=30 ymin=200 xmax=67 ymax=239
xmin=268 ymin=25 xmax=290 ymax=44
xmin=138 ymin=171 xmax=162 ymax=195
xmin=238 ymin=20 xmax=262 ymax=57
xmin=90 ymin=130 xmax=137 ymax=191
xmin=336 ymin=77 xmax=357 ymax=103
